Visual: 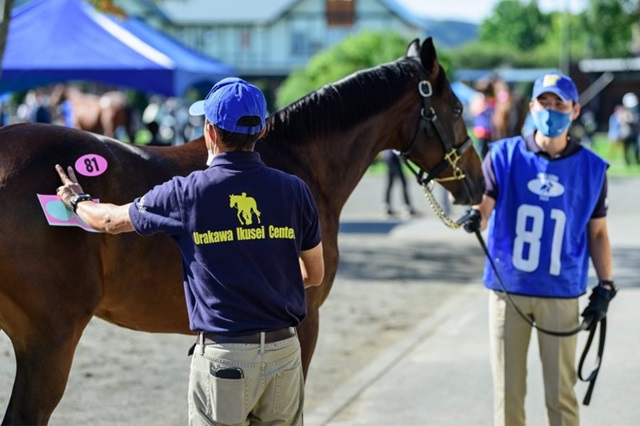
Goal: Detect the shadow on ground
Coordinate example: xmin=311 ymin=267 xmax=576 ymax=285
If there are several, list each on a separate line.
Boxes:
xmin=611 ymin=247 xmax=640 ymax=288
xmin=335 ymin=237 xmax=639 ymax=288
xmin=336 ymin=236 xmax=484 ymax=283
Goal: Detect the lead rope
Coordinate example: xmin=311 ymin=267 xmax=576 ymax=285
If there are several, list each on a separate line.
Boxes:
xmin=419 ymin=189 xmax=605 ymax=404
xmin=470 ymin=225 xmax=606 ymax=406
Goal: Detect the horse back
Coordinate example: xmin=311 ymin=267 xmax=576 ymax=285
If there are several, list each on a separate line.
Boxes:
xmin=0 ymin=124 xmax=203 ymax=333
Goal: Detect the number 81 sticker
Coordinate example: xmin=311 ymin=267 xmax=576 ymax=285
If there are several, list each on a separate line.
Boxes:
xmin=75 ymin=154 xmax=108 ymax=177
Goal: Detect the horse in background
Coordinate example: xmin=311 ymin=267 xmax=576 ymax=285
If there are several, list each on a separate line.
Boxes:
xmin=49 ymin=84 xmax=137 ymax=142
xmin=470 ymin=77 xmax=528 ymax=158
xmin=491 ymin=78 xmax=528 ymax=140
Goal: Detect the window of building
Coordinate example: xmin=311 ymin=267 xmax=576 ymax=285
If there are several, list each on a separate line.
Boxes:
xmin=291 ymin=31 xmax=308 ymax=56
xmin=240 ymin=28 xmax=251 ymax=49
xmin=326 ymin=0 xmax=355 ymax=27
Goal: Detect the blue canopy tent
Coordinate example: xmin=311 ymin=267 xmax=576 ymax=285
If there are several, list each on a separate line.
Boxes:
xmin=0 ymin=0 xmax=235 ymax=96
xmin=112 ymin=16 xmax=236 ymax=94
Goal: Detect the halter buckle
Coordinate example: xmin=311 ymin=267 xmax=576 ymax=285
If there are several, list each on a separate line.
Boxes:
xmin=418 ymin=80 xmax=433 ymax=98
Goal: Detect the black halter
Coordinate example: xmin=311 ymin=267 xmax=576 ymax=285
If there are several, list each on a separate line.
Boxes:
xmin=397 ymin=78 xmax=473 ymax=187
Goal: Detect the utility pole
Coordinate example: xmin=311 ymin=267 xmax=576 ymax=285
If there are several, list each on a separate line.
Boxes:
xmin=0 ymin=0 xmax=16 ymax=76
xmin=560 ymin=0 xmax=571 ymax=75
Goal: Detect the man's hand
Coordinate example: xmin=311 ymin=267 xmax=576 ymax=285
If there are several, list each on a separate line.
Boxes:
xmin=457 ymin=208 xmax=481 ymax=233
xmin=581 ymin=283 xmax=617 ymax=330
xmin=55 ymin=164 xmax=85 ymax=210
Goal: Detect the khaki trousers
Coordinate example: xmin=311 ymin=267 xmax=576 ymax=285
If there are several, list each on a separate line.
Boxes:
xmin=188 ymin=335 xmax=304 ymax=426
xmin=489 ymin=291 xmax=579 ymax=426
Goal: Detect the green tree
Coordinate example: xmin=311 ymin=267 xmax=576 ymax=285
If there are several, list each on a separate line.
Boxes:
xmin=275 ymin=31 xmax=450 ymax=109
xmin=525 ymin=11 xmax=592 ymax=68
xmin=479 ymin=0 xmax=551 ymax=51
xmin=447 ymin=41 xmax=524 ymax=69
xmin=582 ymin=0 xmax=639 ymax=57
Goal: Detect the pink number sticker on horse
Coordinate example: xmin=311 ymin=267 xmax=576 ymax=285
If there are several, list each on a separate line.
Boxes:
xmin=75 ymin=154 xmax=108 ymax=177
xmin=36 ymin=194 xmax=100 ymax=232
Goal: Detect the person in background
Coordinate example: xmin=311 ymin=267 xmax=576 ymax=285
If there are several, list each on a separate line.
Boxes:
xmin=144 ymin=120 xmax=169 ymax=146
xmin=470 ymin=79 xmax=496 ymax=159
xmin=21 ymin=90 xmax=52 ymax=124
xmin=55 ymin=77 xmax=325 ymax=426
xmin=48 ymin=84 xmax=76 ymax=128
xmin=33 ymin=96 xmax=51 ymax=123
xmin=381 ymin=149 xmax=418 ymax=219
xmin=619 ymin=92 xmax=640 ymax=166
xmin=571 ymin=107 xmax=597 ymax=148
xmin=607 ymin=105 xmax=624 ymax=160
xmin=57 ymin=89 xmax=75 ymax=128
xmin=461 ymin=71 xmax=615 ymax=426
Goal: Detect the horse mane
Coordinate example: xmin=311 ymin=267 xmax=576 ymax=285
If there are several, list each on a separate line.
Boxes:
xmin=265 ymin=57 xmax=429 ymax=144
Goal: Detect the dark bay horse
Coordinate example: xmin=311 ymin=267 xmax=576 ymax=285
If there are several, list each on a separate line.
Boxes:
xmin=0 ymin=38 xmax=483 ymax=425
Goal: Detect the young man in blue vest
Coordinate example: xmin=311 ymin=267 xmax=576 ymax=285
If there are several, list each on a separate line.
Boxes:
xmin=462 ymin=72 xmax=615 ymax=426
xmin=55 ymin=77 xmax=324 ymax=425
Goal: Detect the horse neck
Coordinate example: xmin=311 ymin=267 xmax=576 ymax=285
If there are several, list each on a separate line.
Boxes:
xmin=260 ymin=63 xmax=417 ymax=216
xmin=318 ymin=116 xmax=396 ymax=210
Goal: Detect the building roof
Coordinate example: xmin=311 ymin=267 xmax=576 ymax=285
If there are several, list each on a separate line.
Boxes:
xmin=158 ymin=0 xmax=430 ymax=29
xmin=579 ymin=57 xmax=640 ymax=73
xmin=455 ymin=68 xmax=559 ymax=83
xmin=159 ymin=0 xmax=300 ymax=25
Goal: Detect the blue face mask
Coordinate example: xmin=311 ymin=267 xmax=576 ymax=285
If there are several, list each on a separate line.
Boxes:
xmin=531 ymin=109 xmax=572 ymax=138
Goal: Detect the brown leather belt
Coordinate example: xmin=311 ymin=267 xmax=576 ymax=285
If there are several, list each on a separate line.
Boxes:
xmin=200 ymin=327 xmax=296 ymax=345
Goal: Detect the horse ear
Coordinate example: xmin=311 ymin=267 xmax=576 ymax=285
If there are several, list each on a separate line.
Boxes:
xmin=420 ymin=37 xmax=440 ymax=79
xmin=406 ymin=38 xmax=420 ymax=58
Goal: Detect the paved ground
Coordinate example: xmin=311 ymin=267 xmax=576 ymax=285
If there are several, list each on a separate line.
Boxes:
xmin=307 ymin=175 xmax=640 ymax=426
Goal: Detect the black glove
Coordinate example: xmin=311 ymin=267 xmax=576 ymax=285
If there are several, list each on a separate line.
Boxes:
xmin=456 ymin=208 xmax=481 ymax=233
xmin=581 ymin=281 xmax=617 ymax=330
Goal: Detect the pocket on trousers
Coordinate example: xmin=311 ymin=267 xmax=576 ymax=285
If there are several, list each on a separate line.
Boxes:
xmin=273 ymin=365 xmax=303 ymax=417
xmin=210 ymin=376 xmax=247 ymax=425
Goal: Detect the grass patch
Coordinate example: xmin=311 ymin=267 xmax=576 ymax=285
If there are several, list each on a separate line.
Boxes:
xmin=589 ymin=133 xmax=640 ymax=177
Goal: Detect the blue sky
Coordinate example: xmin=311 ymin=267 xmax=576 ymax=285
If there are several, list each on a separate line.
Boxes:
xmin=396 ymin=0 xmax=587 ymax=24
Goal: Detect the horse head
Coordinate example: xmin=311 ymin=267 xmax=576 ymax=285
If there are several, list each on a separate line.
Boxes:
xmin=397 ymin=38 xmax=484 ymax=206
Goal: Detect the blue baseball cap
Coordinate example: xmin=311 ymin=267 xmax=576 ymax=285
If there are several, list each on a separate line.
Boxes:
xmin=189 ymin=77 xmax=266 ymax=134
xmin=531 ymin=71 xmax=579 ymax=104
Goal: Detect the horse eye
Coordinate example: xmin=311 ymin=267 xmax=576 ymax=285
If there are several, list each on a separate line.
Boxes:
xmin=453 ymin=106 xmax=463 ymax=117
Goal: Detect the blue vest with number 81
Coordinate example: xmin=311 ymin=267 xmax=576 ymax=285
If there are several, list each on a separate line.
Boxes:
xmin=483 ymin=137 xmax=607 ymax=298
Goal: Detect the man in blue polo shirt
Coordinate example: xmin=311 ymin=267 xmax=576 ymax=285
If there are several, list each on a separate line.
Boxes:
xmin=461 ymin=72 xmax=615 ymax=426
xmin=55 ymin=77 xmax=324 ymax=425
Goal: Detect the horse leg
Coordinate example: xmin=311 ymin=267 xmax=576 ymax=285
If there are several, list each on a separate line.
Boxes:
xmin=298 ymin=233 xmax=339 ymax=377
xmin=297 ymin=305 xmax=320 ymax=378
xmin=100 ymin=109 xmax=116 ymax=139
xmin=3 ymin=321 xmax=88 ymax=425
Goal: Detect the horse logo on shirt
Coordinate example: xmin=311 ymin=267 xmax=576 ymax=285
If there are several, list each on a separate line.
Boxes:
xmin=229 ymin=193 xmax=261 ymax=225
xmin=527 ymin=173 xmax=565 ymax=199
